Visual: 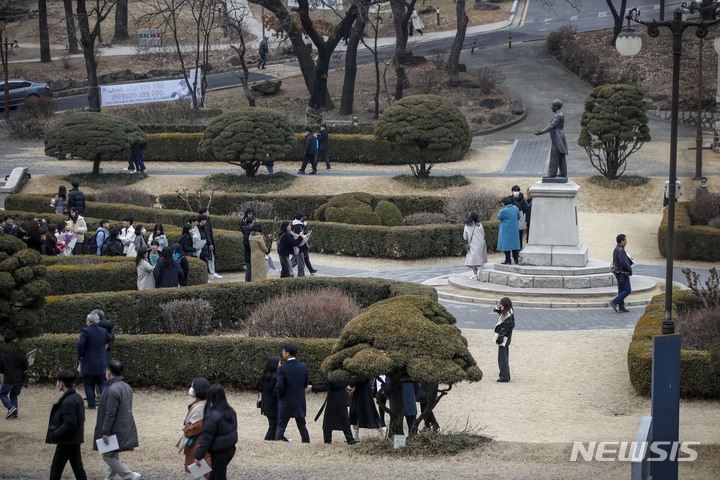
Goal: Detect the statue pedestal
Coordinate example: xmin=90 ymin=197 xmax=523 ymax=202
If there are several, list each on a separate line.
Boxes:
xmin=520 ymin=180 xmax=588 ymax=267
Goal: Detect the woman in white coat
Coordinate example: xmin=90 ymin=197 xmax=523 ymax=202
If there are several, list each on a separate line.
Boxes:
xmin=136 ymin=247 xmax=155 ymax=290
xmin=463 ymin=212 xmax=487 ymax=280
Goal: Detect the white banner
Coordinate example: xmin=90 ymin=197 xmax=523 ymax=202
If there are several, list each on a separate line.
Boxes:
xmin=100 ymin=78 xmax=197 ymax=107
xmin=287 ymin=0 xmax=342 ymax=10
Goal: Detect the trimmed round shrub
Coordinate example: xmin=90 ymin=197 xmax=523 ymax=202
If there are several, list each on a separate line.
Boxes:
xmin=315 ymin=193 xmax=403 ymax=226
xmin=246 ymin=287 xmax=361 ymax=338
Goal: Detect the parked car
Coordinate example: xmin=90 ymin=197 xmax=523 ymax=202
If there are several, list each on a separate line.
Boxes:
xmin=0 ymin=78 xmax=52 ymax=109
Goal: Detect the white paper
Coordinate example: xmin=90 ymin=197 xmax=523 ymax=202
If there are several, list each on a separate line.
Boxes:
xmin=95 ymin=435 xmax=120 ymax=453
xmin=493 ymin=333 xmax=508 ymax=347
xmin=187 ymin=458 xmax=212 ymax=478
xmin=26 ymin=349 xmax=37 ymax=367
xmin=393 ymin=434 xmax=406 ymax=449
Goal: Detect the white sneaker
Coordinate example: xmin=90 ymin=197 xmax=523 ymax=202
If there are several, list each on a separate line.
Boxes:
xmin=131 ymin=473 xmax=142 ymax=480
xmin=470 ymin=275 xmax=478 ymax=280
xmin=211 ymin=273 xmax=223 ymax=279
xmin=380 ymin=426 xmax=387 ymax=438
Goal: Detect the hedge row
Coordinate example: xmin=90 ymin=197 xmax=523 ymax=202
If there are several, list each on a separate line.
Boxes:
xmin=157 ymin=192 xmax=446 ymax=219
xmin=27 ymin=334 xmax=335 ymax=387
xmin=658 ymin=202 xmax=720 ymax=261
xmin=141 ymin=132 xmax=466 ymax=165
xmin=43 ymin=256 xmax=207 ymax=295
xmin=627 ymin=291 xmax=720 ymax=398
xmin=43 ymin=277 xmax=437 ymax=335
xmin=139 ymin=123 xmax=375 ymax=135
xmin=3 ymin=207 xmax=246 ymax=271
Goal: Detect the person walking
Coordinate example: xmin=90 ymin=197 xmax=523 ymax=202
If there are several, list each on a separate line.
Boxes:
xmin=0 ymin=332 xmax=29 ymax=419
xmin=275 ymin=343 xmax=310 ymax=443
xmin=316 ymin=123 xmax=331 ymax=170
xmin=67 ymin=181 xmax=85 ymax=215
xmin=415 ymin=384 xmax=441 ymax=433
xmin=193 ymin=384 xmax=238 ymax=480
xmin=51 ymin=185 xmax=69 ymax=215
xmin=610 ymin=234 xmax=633 ymax=313
xmin=249 ymin=223 xmax=269 ymax=282
xmin=136 ymin=247 xmax=155 ymax=291
xmin=77 ymin=311 xmax=112 ymax=409
xmin=178 ymin=377 xmax=211 ymax=478
xmin=258 ymin=36 xmax=268 ymax=69
xmin=94 ymin=359 xmax=140 ymax=480
xmin=255 ymin=356 xmax=281 ymax=441
xmin=297 ymin=127 xmax=318 ymax=175
xmin=494 ymin=297 xmax=515 ymax=383
xmin=348 ymin=378 xmax=382 ymax=441
xmin=497 ymin=197 xmax=521 ymax=265
xmin=463 ymin=212 xmax=487 ymax=280
xmin=291 ymin=212 xmax=317 ymax=275
xmin=46 ymin=370 xmax=88 ymax=480
xmin=68 ymin=208 xmax=87 ymax=256
xmin=306 ymin=378 xmax=356 ymax=445
xmin=94 ymin=220 xmax=110 ymax=256
xmin=199 ymin=207 xmax=222 ymax=279
xmin=240 ymin=209 xmax=255 ymax=282
xmin=409 ymin=9 xmax=424 ymax=35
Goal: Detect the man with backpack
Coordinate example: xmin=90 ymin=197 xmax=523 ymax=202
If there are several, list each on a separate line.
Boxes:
xmin=100 ymin=228 xmax=124 ymax=257
xmin=88 ymin=220 xmax=110 ymax=256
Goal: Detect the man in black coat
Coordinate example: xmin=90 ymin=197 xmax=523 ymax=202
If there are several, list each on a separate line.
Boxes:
xmin=46 ymin=370 xmax=87 ymax=480
xmin=77 ymin=311 xmax=112 ymax=409
xmin=316 ymin=123 xmax=330 ymax=169
xmin=199 ymin=206 xmax=222 ymax=279
xmin=297 ymin=127 xmax=318 ymax=175
xmin=275 ymin=343 xmax=310 ymax=443
xmin=307 ymin=378 xmax=356 ymax=444
xmin=610 ymin=233 xmax=633 ymax=313
xmin=67 ymin=181 xmax=86 ymax=215
xmin=0 ymin=331 xmax=29 ymax=419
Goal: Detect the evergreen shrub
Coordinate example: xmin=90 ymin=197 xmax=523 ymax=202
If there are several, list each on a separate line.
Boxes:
xmin=658 ymin=202 xmax=720 ymax=261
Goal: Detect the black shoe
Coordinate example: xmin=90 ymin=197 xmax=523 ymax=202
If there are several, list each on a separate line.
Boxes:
xmin=610 ymin=301 xmax=619 ymax=313
xmin=297 ymin=170 xmax=305 ymax=174
xmin=309 ymin=269 xmax=318 ymax=274
xmin=497 ymin=379 xmax=509 ymax=383
xmin=501 ymin=261 xmax=511 ymax=265
xmin=326 ymin=166 xmax=331 ymax=170
xmin=347 ymin=439 xmax=357 ymax=445
xmin=309 ymin=171 xmax=317 ymax=175
xmin=619 ymin=308 xmax=630 ymax=313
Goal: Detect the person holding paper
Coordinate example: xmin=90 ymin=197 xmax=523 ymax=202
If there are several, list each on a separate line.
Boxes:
xmin=194 ymin=384 xmax=238 ymax=480
xmin=178 ymin=377 xmax=211 ymax=478
xmin=93 ymin=360 xmax=140 ymax=480
xmin=493 ymin=297 xmax=515 ymax=383
xmin=46 ymin=370 xmax=87 ymax=480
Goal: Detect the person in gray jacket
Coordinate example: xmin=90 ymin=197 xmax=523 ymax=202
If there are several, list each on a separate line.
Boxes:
xmin=94 ymin=360 xmax=140 ymax=480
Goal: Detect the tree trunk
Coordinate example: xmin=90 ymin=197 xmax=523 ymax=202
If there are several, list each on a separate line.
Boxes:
xmin=76 ymin=0 xmax=101 ymax=111
xmin=605 ymin=0 xmax=627 ymax=46
xmin=63 ymin=0 xmax=79 ymax=54
xmin=391 ymin=0 xmax=414 ymax=101
xmin=93 ymin=156 xmax=101 ymax=175
xmin=113 ymin=0 xmax=129 ymax=43
xmin=38 ymin=0 xmax=51 ymax=63
xmin=447 ymin=0 xmax=467 ymax=76
xmin=339 ymin=14 xmax=367 ymax=115
xmin=388 ymin=375 xmax=406 ymax=436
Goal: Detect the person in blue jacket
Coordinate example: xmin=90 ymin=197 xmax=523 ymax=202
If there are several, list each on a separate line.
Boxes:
xmin=76 ymin=311 xmax=112 ymax=409
xmin=610 ymin=233 xmax=633 ymax=313
xmin=497 ymin=197 xmax=521 ymax=265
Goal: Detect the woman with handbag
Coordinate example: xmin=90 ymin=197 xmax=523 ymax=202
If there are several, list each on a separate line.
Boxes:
xmin=50 ymin=185 xmax=69 ymax=215
xmin=255 ymin=356 xmax=281 ymax=441
xmin=194 ymin=384 xmax=238 ymax=480
xmin=248 ymin=223 xmax=270 ymax=282
xmin=177 ymin=377 xmax=211 ymax=478
xmin=463 ymin=212 xmax=487 ymax=280
xmin=494 ymin=297 xmax=516 ymax=383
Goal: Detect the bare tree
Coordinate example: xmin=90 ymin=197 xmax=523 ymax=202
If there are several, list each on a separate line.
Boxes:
xmin=139 ymin=0 xmax=220 ymax=109
xmin=113 ymin=0 xmax=130 ymax=42
xmin=339 ymin=1 xmax=370 ymax=114
xmin=39 ymin=0 xmax=51 ymax=62
xmin=62 ymin=0 xmax=80 ymax=53
xmin=447 ymin=0 xmax=467 ymax=76
xmin=76 ymin=0 xmax=116 ymax=111
xmin=356 ymin=3 xmax=388 ymax=118
xmin=226 ymin=6 xmax=256 ymax=107
xmin=389 ymin=0 xmax=416 ymax=101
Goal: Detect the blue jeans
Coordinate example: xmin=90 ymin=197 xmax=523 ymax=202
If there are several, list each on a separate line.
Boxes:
xmin=613 ymin=275 xmax=632 ymax=309
xmin=0 ymin=382 xmax=21 ymax=410
xmin=82 ymin=374 xmax=106 ymax=408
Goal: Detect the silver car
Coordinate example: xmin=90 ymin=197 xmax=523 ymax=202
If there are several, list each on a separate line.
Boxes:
xmin=0 ymin=78 xmax=52 ymax=109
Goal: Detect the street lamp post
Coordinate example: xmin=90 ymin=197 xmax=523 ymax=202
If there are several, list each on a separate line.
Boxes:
xmin=616 ymin=2 xmax=720 ymax=335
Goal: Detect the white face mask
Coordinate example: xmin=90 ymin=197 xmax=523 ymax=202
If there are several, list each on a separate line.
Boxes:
xmin=513 ymin=192 xmax=520 ymax=197
xmin=141 ymin=229 xmax=146 ymax=235
xmin=56 ymin=381 xmax=62 ymax=392
xmin=188 ymin=386 xmax=195 ymax=397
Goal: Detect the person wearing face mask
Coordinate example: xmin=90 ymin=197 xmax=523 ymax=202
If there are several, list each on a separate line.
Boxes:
xmin=493 ymin=297 xmax=515 ymax=383
xmin=178 ymin=378 xmax=212 ymax=478
xmin=696 ymin=176 xmax=710 ymax=197
xmin=133 ymin=225 xmax=147 ymax=253
xmin=510 ymin=186 xmax=528 ymax=249
xmin=46 ymin=370 xmax=88 ymax=480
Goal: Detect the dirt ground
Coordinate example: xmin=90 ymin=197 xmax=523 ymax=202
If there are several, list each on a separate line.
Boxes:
xmin=1 ymin=329 xmax=719 ymax=479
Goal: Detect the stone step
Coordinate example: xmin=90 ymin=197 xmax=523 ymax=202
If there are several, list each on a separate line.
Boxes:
xmin=493 ymin=258 xmax=612 ymax=276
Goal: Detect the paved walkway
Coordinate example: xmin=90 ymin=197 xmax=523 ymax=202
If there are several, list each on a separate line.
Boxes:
xmin=502 ymin=139 xmax=550 ymax=175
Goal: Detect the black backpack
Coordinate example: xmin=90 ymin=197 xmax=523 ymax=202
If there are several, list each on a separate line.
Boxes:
xmin=88 ymin=228 xmax=106 ymax=254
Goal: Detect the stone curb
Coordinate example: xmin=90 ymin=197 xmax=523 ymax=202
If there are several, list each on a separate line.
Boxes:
xmin=474 ymin=106 xmax=527 ymax=136
xmin=437 ymin=290 xmax=652 ymax=309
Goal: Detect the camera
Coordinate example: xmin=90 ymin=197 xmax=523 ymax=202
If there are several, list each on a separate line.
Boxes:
xmin=493 ymin=307 xmax=502 ymax=314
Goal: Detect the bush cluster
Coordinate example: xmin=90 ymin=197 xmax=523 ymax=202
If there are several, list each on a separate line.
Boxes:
xmin=443 ymin=188 xmax=502 ymax=224
xmin=43 ymin=256 xmax=207 ymax=295
xmin=144 ymin=133 xmax=208 ymax=162
xmin=403 ymin=212 xmax=448 ymax=226
xmin=27 ymin=334 xmax=334 ymax=387
xmin=689 ymin=193 xmax=720 ymax=226
xmin=160 ymin=298 xmax=215 ymax=336
xmin=628 ymin=291 xmax=720 ymax=398
xmin=658 ymin=202 xmax=720 ymax=261
xmin=247 ymin=287 xmax=361 ymax=338
xmin=7 ymin=96 xmax=57 ymax=139
xmin=315 ymin=193 xmax=404 ymax=227
xmin=677 ymin=305 xmax=720 ymax=351
xmin=94 ymin=186 xmax=155 ymax=208
xmin=42 ymin=277 xmax=437 ymax=335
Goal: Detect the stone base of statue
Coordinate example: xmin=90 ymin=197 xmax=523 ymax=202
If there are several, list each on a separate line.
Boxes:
xmin=541 ymin=176 xmax=568 ymax=184
xmin=520 ymin=180 xmax=587 ymax=267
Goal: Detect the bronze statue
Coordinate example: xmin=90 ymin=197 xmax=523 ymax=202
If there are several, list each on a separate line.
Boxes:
xmin=535 ymin=99 xmax=568 ymax=179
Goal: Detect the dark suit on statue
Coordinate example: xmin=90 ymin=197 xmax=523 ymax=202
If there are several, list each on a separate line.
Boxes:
xmin=275 ymin=358 xmax=310 ymax=442
xmin=536 ymin=108 xmax=568 ymax=178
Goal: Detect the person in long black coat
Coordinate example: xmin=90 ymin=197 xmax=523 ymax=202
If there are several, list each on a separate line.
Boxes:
xmin=172 ymin=243 xmax=190 ymax=286
xmin=308 ymin=378 xmax=355 ymax=444
xmin=349 ymin=378 xmax=381 ymax=440
xmin=153 ymin=248 xmax=183 ymax=288
xmin=46 ymin=370 xmax=87 ymax=480
xmin=255 ymin=356 xmax=280 ymax=441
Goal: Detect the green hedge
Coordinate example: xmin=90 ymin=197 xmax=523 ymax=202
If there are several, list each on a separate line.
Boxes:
xmin=43 ymin=256 xmax=207 ymax=295
xmin=137 ymin=132 xmax=467 ymax=165
xmin=658 ymin=202 xmax=720 ymax=261
xmin=27 ymin=334 xmax=334 ymax=387
xmin=43 ymin=277 xmax=437 ymax=335
xmin=139 ymin=123 xmax=375 ymax=135
xmin=627 ymin=291 xmax=720 ymax=398
xmin=3 ymin=204 xmax=246 ymax=271
xmin=158 ymin=192 xmax=446 ymax=219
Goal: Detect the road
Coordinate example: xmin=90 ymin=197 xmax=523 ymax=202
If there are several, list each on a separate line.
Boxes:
xmin=38 ymin=0 xmax=688 ymax=114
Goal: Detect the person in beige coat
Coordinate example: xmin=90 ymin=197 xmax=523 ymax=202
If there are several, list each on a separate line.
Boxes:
xmin=135 ymin=247 xmax=155 ymax=291
xmin=68 ymin=208 xmax=87 ymax=256
xmin=177 ymin=378 xmax=211 ymax=478
xmin=249 ymin=223 xmax=270 ymax=282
